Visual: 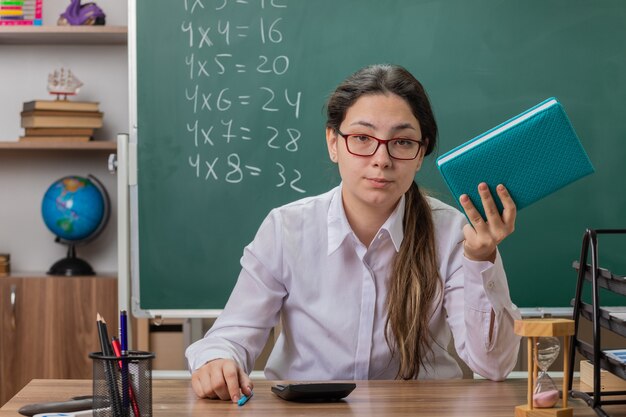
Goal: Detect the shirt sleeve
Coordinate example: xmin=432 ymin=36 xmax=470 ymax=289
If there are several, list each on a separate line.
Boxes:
xmin=441 ymin=217 xmax=522 ymax=381
xmin=185 ymin=210 xmax=286 ymax=374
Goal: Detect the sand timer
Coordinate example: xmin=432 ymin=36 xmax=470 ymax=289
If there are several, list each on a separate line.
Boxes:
xmin=533 ymin=337 xmax=560 ymax=407
xmin=514 ymin=318 xmax=574 ymax=417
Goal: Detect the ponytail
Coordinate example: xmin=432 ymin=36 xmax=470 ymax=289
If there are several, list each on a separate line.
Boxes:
xmin=385 ymin=181 xmax=441 ymax=379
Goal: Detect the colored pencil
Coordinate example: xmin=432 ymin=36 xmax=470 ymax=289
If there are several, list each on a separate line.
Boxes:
xmin=112 ymin=337 xmax=141 ymax=417
xmin=96 ymin=313 xmax=123 ymax=417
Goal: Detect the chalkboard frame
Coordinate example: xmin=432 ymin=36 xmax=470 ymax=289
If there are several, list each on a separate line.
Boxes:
xmin=127 ymin=0 xmax=626 ymax=318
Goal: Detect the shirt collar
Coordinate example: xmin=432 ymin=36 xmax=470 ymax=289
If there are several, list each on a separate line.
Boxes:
xmin=327 ymin=185 xmax=351 ymax=255
xmin=384 ymin=195 xmax=405 ymax=252
xmin=327 ymin=184 xmax=406 ymax=255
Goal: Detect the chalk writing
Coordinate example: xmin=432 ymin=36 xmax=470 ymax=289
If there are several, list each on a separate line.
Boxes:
xmin=181 ymin=0 xmax=307 ymax=194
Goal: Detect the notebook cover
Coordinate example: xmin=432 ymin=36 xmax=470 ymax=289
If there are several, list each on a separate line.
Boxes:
xmin=436 ymin=98 xmax=595 ymax=220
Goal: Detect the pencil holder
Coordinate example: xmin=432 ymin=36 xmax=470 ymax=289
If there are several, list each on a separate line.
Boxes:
xmin=89 ymin=351 xmax=155 ymax=417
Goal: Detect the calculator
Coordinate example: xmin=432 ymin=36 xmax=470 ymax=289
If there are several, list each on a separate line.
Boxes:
xmin=271 ymin=383 xmax=356 ymax=402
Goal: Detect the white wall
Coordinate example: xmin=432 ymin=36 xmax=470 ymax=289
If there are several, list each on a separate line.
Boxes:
xmin=0 ymin=0 xmax=128 ymax=274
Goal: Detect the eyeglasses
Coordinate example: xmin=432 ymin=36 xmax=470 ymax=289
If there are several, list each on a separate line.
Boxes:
xmin=336 ymin=130 xmax=424 ymax=160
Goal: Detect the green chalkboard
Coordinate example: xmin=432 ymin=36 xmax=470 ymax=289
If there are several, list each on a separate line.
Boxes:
xmin=133 ymin=0 xmax=626 ymax=311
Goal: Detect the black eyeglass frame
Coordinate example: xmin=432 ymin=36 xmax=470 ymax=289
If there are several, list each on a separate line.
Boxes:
xmin=335 ymin=129 xmax=424 ymax=161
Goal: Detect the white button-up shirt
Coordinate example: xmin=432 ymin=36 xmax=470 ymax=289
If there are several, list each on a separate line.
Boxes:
xmin=186 ymin=185 xmax=521 ymax=380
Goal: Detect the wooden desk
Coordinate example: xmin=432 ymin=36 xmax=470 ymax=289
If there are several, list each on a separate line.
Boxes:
xmin=1 ymin=379 xmax=624 ymax=417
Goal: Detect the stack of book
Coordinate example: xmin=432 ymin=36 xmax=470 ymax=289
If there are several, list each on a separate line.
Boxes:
xmin=20 ymin=100 xmax=103 ymax=143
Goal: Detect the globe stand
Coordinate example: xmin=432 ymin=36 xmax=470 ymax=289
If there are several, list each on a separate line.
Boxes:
xmin=47 ymin=244 xmax=95 ymax=276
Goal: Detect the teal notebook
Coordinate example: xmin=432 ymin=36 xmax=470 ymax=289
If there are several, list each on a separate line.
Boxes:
xmin=436 ymin=98 xmax=595 ymax=220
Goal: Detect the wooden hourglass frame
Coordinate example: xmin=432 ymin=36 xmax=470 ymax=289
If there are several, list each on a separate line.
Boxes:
xmin=514 ymin=319 xmax=575 ymax=417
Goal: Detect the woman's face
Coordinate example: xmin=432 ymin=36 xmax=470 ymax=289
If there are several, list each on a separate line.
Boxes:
xmin=326 ymin=93 xmax=426 ymax=218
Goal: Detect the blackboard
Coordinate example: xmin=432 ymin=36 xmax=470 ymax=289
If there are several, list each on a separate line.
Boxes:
xmin=132 ymin=0 xmax=626 ymax=312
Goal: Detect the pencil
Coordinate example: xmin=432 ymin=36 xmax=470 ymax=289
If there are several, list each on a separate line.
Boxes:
xmin=120 ymin=310 xmax=128 ymax=354
xmin=119 ymin=310 xmax=129 ymax=414
xmin=112 ymin=337 xmax=141 ymax=417
xmin=97 ymin=313 xmax=123 ymax=417
xmin=96 ymin=313 xmax=113 ymax=355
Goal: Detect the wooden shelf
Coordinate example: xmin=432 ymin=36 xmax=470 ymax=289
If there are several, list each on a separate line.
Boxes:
xmin=1 ymin=272 xmax=116 ymax=279
xmin=0 ymin=141 xmax=117 ymax=151
xmin=0 ymin=26 xmax=127 ymax=45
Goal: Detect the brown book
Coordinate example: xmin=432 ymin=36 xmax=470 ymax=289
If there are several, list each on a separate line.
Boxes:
xmin=21 ymin=113 xmax=104 ymax=129
xmin=23 ymin=100 xmax=100 ymax=112
xmin=25 ymin=127 xmax=95 ymax=136
xmin=21 ymin=110 xmax=103 ymax=118
xmin=19 ymin=136 xmax=92 ymax=143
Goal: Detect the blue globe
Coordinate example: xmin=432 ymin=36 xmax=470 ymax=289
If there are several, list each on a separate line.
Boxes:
xmin=41 ymin=175 xmax=107 ymax=242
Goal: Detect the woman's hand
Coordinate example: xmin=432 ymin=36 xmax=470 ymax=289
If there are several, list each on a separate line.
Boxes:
xmin=191 ymin=358 xmax=253 ymax=402
xmin=460 ymin=183 xmax=516 ymax=263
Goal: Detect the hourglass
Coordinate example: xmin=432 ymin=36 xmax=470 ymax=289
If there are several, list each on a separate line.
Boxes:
xmin=534 ymin=337 xmax=560 ymax=408
xmin=514 ymin=319 xmax=574 ymax=417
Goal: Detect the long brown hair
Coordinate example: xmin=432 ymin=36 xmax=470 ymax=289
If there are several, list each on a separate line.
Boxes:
xmin=326 ymin=64 xmax=441 ymax=379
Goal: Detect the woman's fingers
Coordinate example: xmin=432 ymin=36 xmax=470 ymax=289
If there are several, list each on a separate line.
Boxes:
xmin=477 ymin=183 xmax=504 ymax=229
xmin=460 ymin=183 xmax=517 ymax=262
xmin=191 ymin=359 xmax=249 ymax=402
xmin=496 ymin=184 xmax=516 ymax=233
xmin=459 ymin=193 xmax=487 ymax=232
xmin=191 ymin=371 xmax=209 ymax=398
xmin=239 ymin=367 xmax=254 ymax=397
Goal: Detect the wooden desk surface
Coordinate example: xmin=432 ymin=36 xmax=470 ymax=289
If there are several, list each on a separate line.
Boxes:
xmin=1 ymin=379 xmax=623 ymax=417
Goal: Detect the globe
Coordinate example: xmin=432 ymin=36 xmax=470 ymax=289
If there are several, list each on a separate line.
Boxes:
xmin=41 ymin=175 xmax=110 ymax=275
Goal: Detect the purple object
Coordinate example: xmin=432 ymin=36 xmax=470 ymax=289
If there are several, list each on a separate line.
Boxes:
xmin=59 ymin=0 xmax=106 ymax=26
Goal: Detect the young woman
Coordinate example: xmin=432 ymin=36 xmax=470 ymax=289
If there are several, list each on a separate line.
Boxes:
xmin=186 ymin=64 xmax=521 ymax=402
